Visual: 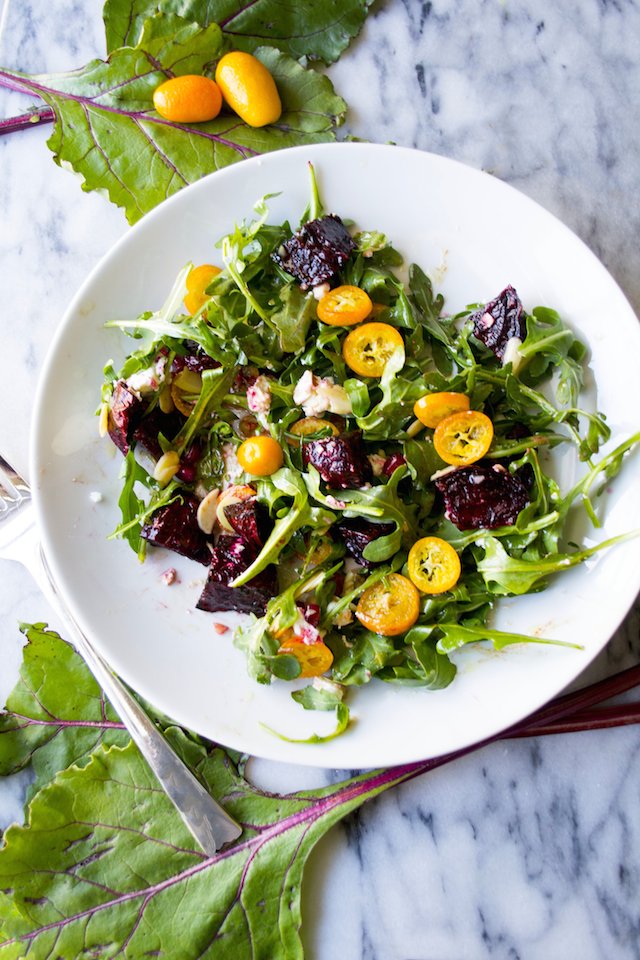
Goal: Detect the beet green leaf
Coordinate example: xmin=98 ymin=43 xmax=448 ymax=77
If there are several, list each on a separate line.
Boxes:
xmin=0 ymin=625 xmax=432 ymax=959
xmin=0 ymin=20 xmax=346 ymax=225
xmin=103 ymin=0 xmax=375 ymax=64
xmin=0 ymin=624 xmax=127 ymax=794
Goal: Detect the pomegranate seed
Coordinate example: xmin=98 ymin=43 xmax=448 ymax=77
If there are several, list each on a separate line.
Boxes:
xmin=177 ymin=464 xmax=196 ymax=483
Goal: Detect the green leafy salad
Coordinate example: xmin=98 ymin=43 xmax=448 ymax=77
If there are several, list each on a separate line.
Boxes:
xmin=101 ymin=165 xmax=639 ymax=732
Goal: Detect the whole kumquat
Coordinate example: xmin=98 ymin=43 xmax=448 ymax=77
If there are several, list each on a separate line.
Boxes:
xmin=153 ymin=75 xmax=222 ymax=123
xmin=317 ymin=285 xmax=373 ymax=326
xmin=215 ymin=51 xmax=282 ymax=127
xmin=237 ymin=435 xmax=284 ymax=476
xmin=184 ymin=263 xmax=221 ymax=315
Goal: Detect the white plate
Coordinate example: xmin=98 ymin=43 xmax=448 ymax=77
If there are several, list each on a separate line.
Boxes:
xmin=31 ymin=143 xmax=640 ymax=768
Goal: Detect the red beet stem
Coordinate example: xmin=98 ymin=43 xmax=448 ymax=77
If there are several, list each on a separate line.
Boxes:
xmin=509 ymin=702 xmax=640 ymax=739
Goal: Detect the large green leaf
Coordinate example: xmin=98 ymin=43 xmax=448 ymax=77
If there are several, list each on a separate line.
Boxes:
xmin=0 ymin=22 xmax=345 ymax=224
xmin=0 ymin=624 xmax=127 ymax=791
xmin=0 ymin=737 xmax=423 ymax=959
xmin=0 ymin=626 xmax=427 ymax=959
xmin=103 ymin=0 xmax=375 ymax=64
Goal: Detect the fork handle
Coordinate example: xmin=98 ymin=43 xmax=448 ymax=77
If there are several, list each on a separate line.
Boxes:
xmin=21 ymin=528 xmax=241 ymax=855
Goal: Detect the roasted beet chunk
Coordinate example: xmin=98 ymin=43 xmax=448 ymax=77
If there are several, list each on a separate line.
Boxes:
xmin=108 ymin=381 xmax=146 ymax=455
xmin=141 ymin=494 xmax=212 ymax=565
xmin=171 ymin=341 xmax=220 ymax=374
xmin=435 ymin=464 xmax=530 ymax=529
xmin=303 ymin=431 xmax=373 ymax=489
xmin=336 ymin=519 xmax=395 ymax=568
xmin=272 ymin=214 xmax=355 ymax=289
xmin=471 ymin=285 xmax=526 ymax=361
xmin=132 ymin=407 xmax=185 ymax=460
xmin=196 ymin=535 xmax=277 ymax=616
xmin=223 ymin=499 xmax=271 ymax=551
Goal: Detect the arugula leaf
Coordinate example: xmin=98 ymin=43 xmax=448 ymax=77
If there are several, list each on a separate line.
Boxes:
xmin=0 ymin=625 xmax=127 ymax=795
xmin=476 ymin=530 xmax=640 ymax=596
xmin=0 ymin=27 xmax=346 ymax=224
xmin=261 ymin=703 xmax=350 ymax=743
xmin=270 ymin=283 xmax=317 ymax=354
xmin=232 ymin=468 xmax=336 ymax=586
xmin=103 ymin=0 xmax=375 ymax=65
xmin=291 ymin=678 xmax=346 ymax=711
xmin=436 ymin=623 xmax=582 ymax=653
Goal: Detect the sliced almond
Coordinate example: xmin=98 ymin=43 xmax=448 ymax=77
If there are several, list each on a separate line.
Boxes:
xmin=196 ymin=488 xmax=220 ymax=534
xmin=216 ymin=483 xmax=256 ymax=531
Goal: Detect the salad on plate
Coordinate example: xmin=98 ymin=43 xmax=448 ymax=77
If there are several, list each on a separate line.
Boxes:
xmin=100 ymin=165 xmax=639 ymax=735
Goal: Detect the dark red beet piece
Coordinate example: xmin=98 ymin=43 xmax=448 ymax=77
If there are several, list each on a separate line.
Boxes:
xmin=434 ymin=464 xmax=530 ymax=530
xmin=196 ymin=535 xmax=277 ymax=616
xmin=132 ymin=407 xmax=185 ymax=460
xmin=336 ymin=519 xmax=395 ymax=568
xmin=141 ymin=494 xmax=212 ymax=565
xmin=108 ymin=381 xmax=146 ymax=455
xmin=171 ymin=341 xmax=220 ymax=374
xmin=272 ymin=214 xmax=356 ymax=289
xmin=303 ymin=431 xmax=372 ymax=489
xmin=471 ymin=285 xmax=526 ymax=361
xmin=223 ymin=499 xmax=272 ymax=551
xmin=382 ymin=452 xmax=407 ymax=477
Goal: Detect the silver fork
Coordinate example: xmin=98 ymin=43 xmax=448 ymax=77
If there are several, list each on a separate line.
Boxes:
xmin=0 ymin=453 xmax=242 ymax=855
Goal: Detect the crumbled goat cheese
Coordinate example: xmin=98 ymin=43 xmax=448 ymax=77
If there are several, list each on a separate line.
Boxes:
xmin=313 ymin=283 xmax=331 ymax=300
xmin=293 ymin=370 xmax=352 ymax=417
xmin=126 ymin=355 xmax=167 ymax=395
xmin=325 ymin=494 xmax=347 ymax=509
xmin=292 ymin=611 xmax=323 ymax=645
xmin=89 ymin=490 xmax=103 ymax=503
xmin=246 ymin=375 xmax=272 ymax=413
xmin=161 ymin=568 xmax=178 ymax=586
xmin=222 ymin=443 xmax=243 ymax=482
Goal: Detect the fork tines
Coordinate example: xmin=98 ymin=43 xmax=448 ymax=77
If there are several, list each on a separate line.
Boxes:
xmin=0 ymin=455 xmax=30 ymax=506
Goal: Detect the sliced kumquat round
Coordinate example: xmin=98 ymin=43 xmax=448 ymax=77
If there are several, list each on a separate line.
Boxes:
xmin=317 ymin=285 xmax=373 ymax=326
xmin=413 ymin=391 xmax=471 ymax=429
xmin=170 ymin=369 xmax=203 ymax=417
xmin=287 ymin=417 xmax=340 ymax=444
xmin=407 ymin=537 xmax=462 ymax=594
xmin=342 ymin=322 xmax=405 ymax=377
xmin=355 ymin=573 xmax=420 ymax=636
xmin=278 ymin=633 xmax=334 ymax=678
xmin=184 ymin=263 xmax=221 ymax=315
xmin=153 ymin=75 xmax=222 ymax=123
xmin=237 ymin=435 xmax=284 ymax=476
xmin=433 ymin=410 xmax=494 ymax=466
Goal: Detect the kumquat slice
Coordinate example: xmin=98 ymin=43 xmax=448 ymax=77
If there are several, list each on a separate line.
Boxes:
xmin=433 ymin=410 xmax=494 ymax=466
xmin=355 ymin=573 xmax=420 ymax=636
xmin=407 ymin=537 xmax=461 ymax=594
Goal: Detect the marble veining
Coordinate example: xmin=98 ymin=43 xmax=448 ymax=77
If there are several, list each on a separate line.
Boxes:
xmin=1 ymin=0 xmax=640 ymax=956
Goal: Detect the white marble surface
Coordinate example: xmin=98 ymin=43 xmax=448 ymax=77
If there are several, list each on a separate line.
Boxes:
xmin=1 ymin=0 xmax=640 ymax=956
